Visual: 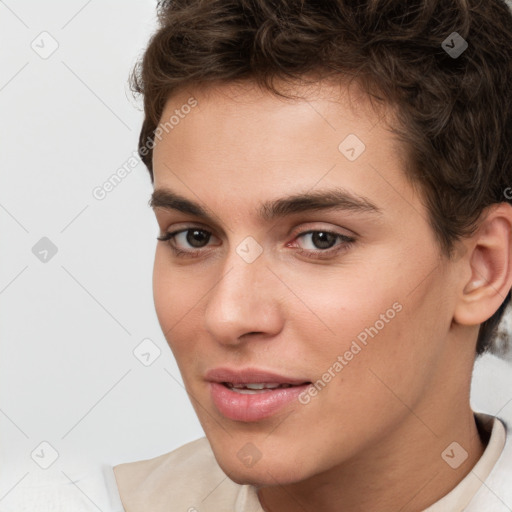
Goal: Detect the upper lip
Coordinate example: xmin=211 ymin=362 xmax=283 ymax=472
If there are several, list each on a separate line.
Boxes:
xmin=205 ymin=367 xmax=310 ymax=385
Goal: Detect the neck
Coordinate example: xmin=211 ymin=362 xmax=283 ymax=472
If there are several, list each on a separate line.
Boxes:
xmin=258 ymin=359 xmax=486 ymax=512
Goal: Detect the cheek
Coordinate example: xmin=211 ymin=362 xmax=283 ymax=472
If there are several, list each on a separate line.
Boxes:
xmin=152 ymin=250 xmax=173 ymax=332
xmin=284 ymin=253 xmax=450 ymax=401
xmin=316 ymin=278 xmax=451 ymax=425
xmin=152 ymin=249 xmax=214 ymax=367
xmin=275 ymin=259 xmax=407 ymax=360
xmin=152 ymin=249 xmax=196 ymax=340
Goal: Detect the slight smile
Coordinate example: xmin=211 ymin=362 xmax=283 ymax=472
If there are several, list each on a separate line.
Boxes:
xmin=206 ymin=367 xmax=312 ymax=422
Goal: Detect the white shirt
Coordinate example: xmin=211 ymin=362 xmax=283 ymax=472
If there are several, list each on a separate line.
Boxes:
xmin=0 ymin=465 xmax=124 ymax=512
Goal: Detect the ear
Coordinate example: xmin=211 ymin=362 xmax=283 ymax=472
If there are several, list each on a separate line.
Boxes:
xmin=453 ymin=203 xmax=512 ymax=326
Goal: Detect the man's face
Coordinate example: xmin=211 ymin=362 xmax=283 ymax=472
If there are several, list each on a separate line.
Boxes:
xmin=151 ymin=80 xmax=460 ymax=485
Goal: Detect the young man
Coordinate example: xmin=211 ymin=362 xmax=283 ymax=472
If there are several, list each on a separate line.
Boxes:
xmin=113 ymin=0 xmax=512 ymax=510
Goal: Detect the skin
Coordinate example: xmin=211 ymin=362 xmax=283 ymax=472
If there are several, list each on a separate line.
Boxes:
xmin=150 ymin=79 xmax=512 ymax=512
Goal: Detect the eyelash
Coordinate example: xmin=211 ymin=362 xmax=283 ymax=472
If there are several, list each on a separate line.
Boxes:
xmin=157 ymin=227 xmax=355 ymax=260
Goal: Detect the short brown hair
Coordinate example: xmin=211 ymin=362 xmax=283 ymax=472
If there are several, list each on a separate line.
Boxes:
xmin=130 ymin=0 xmax=512 ymax=356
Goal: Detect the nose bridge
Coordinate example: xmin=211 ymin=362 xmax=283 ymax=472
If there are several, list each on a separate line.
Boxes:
xmin=203 ymin=240 xmax=280 ymax=342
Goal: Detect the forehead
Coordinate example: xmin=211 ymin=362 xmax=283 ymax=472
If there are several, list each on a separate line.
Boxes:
xmin=153 ymin=79 xmax=403 ymax=172
xmin=156 ymin=78 xmax=392 ymax=143
xmin=150 ymin=79 xmax=420 ymax=229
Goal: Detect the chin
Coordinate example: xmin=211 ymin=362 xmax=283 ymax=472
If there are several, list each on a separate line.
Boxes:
xmin=212 ymin=448 xmax=313 ymax=487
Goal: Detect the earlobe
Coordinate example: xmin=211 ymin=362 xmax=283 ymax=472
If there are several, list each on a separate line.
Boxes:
xmin=454 ymin=203 xmax=512 ymax=327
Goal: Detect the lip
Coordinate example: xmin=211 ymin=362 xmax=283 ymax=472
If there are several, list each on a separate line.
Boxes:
xmin=205 ymin=367 xmax=309 ymax=386
xmin=206 ymin=367 xmax=311 ymax=422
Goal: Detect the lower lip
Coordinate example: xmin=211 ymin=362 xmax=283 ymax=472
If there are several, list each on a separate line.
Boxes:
xmin=209 ymin=382 xmax=310 ymax=422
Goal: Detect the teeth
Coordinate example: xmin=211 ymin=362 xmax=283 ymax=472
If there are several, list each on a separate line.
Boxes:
xmin=245 ymin=383 xmax=279 ymax=389
xmin=227 ymin=382 xmax=293 ymax=390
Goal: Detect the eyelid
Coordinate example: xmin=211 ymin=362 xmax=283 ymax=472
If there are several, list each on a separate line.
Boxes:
xmin=289 ymin=221 xmax=357 ymax=239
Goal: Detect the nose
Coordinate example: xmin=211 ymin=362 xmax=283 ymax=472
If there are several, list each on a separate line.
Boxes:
xmin=203 ymin=247 xmax=283 ymax=346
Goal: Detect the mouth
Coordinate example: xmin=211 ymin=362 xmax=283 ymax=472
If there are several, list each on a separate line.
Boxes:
xmin=221 ymin=382 xmax=308 ymax=394
xmin=206 ymin=367 xmax=312 ymax=422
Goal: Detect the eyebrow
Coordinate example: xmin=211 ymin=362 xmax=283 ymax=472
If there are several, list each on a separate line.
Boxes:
xmin=149 ymin=187 xmax=382 ymax=223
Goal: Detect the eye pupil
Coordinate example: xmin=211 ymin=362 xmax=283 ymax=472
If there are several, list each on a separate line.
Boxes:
xmin=312 ymin=231 xmax=336 ymax=249
xmin=187 ymin=229 xmax=210 ymax=248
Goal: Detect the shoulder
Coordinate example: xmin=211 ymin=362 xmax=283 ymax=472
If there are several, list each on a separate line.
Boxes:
xmin=114 ymin=437 xmax=250 ymax=511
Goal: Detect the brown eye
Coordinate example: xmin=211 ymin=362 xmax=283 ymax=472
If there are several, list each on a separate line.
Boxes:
xmin=157 ymin=227 xmax=217 ymax=256
xmin=185 ymin=229 xmax=211 ymax=248
xmin=308 ymin=231 xmax=337 ymax=249
xmin=291 ymin=230 xmax=356 ymax=260
xmin=295 ymin=230 xmax=352 ymax=251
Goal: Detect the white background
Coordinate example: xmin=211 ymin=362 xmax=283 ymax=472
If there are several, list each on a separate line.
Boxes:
xmin=1 ymin=0 xmax=512 ymax=508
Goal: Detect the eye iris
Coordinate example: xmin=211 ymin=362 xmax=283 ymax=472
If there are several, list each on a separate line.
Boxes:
xmin=187 ymin=229 xmax=210 ymax=248
xmin=312 ymin=231 xmax=336 ymax=249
